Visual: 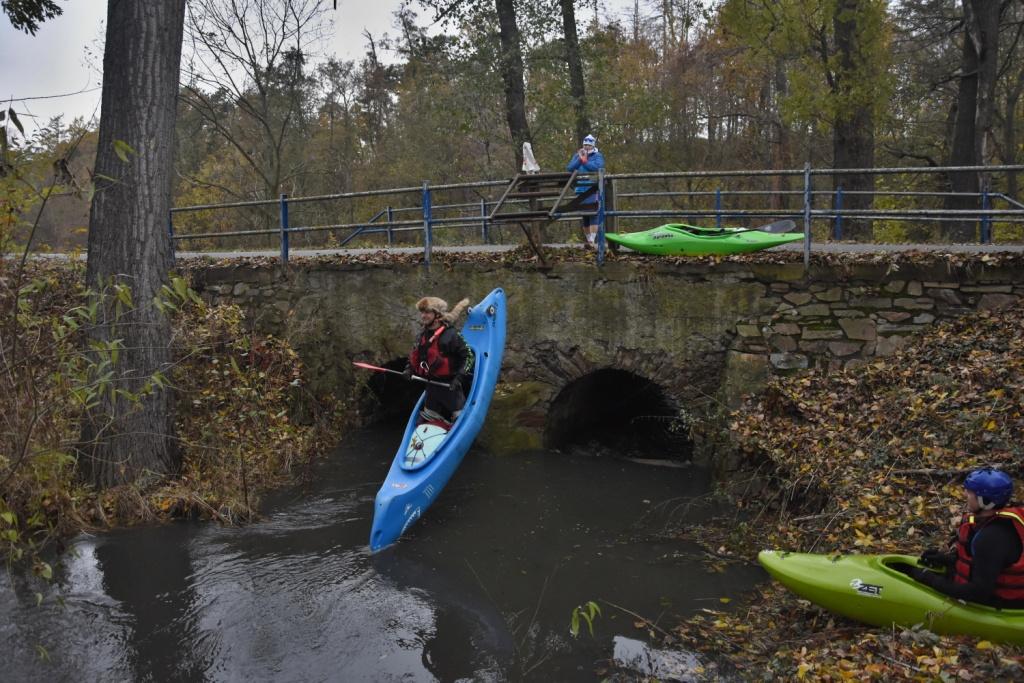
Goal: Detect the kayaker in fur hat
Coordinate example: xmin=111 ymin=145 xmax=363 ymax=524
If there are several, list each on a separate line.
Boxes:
xmin=404 ymin=296 xmax=474 ymax=426
xmin=892 ymin=467 xmax=1024 ymax=608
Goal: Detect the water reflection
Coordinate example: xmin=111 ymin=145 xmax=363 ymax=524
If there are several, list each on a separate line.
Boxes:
xmin=93 ymin=526 xmax=210 ymax=681
xmin=374 ymin=549 xmax=513 ymax=680
xmin=1 ymin=424 xmax=763 ymax=682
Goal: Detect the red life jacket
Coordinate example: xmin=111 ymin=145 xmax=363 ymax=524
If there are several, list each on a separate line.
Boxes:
xmin=409 ymin=325 xmax=455 ymax=379
xmin=954 ymin=506 xmax=1024 ymax=601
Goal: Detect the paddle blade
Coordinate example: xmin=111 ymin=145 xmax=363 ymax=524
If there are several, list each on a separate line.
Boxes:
xmin=757 ymin=219 xmax=796 ymax=234
xmin=353 ymin=361 xmax=387 ymax=373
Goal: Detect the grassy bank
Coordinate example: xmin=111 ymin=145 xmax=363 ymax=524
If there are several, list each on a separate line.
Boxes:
xmin=672 ymin=301 xmax=1024 ymax=679
xmin=0 ymin=259 xmax=350 ymax=574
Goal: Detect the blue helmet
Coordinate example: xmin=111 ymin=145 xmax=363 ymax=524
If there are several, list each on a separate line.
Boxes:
xmin=964 ymin=468 xmax=1013 ymax=509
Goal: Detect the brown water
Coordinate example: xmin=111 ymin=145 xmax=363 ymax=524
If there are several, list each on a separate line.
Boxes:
xmin=1 ymin=424 xmax=763 ymax=681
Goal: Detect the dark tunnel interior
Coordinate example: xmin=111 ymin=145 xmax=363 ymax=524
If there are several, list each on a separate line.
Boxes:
xmin=544 ymin=369 xmax=691 ymax=460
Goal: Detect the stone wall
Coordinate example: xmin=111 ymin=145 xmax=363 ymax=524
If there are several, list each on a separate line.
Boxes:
xmin=726 ymin=261 xmax=1024 ymax=377
xmin=186 ymin=256 xmax=1024 ymax=455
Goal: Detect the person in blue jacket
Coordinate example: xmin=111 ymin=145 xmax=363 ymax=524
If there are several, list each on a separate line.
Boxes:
xmin=565 ymin=134 xmax=605 ymax=248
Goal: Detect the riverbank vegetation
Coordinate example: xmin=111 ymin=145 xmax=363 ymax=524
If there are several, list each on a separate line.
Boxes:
xmin=672 ymin=300 xmax=1024 ymax=679
xmin=0 ymin=259 xmax=348 ymax=575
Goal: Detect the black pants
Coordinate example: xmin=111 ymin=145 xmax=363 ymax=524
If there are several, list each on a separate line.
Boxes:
xmin=423 ymin=384 xmax=465 ymax=422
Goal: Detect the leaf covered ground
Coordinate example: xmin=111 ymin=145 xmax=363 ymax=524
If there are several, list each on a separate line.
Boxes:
xmin=670 ymin=300 xmax=1024 ymax=680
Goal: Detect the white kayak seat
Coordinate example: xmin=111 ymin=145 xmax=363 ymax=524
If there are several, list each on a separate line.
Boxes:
xmin=403 ymin=423 xmax=449 ymax=468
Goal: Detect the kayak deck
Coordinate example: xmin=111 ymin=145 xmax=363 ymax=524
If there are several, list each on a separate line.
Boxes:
xmin=402 ymin=422 xmax=449 ymax=469
xmin=606 ymin=223 xmax=803 ymax=256
xmin=759 ymin=550 xmax=1024 ymax=644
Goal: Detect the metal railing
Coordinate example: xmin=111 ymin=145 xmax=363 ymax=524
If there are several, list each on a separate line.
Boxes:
xmin=169 ymin=164 xmax=1024 ymax=266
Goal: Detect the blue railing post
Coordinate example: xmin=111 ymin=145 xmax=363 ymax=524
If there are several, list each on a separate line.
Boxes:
xmin=803 ymin=163 xmax=812 ymax=269
xmin=715 ymin=187 xmax=722 ymax=228
xmin=480 ymin=199 xmax=489 ymax=243
xmin=834 ymin=185 xmax=843 ymax=240
xmin=279 ymin=193 xmax=289 ymax=263
xmin=386 ymin=205 xmax=394 ymax=245
xmin=422 ymin=181 xmax=432 ymax=267
xmin=981 ymin=186 xmax=992 ymax=244
xmin=596 ymin=170 xmax=606 ymax=265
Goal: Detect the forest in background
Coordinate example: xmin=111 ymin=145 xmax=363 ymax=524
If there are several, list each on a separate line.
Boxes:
xmin=6 ymin=0 xmax=1024 ymax=250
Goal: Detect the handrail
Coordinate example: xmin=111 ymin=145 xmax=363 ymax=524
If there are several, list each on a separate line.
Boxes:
xmin=169 ymin=164 xmax=1024 ymax=266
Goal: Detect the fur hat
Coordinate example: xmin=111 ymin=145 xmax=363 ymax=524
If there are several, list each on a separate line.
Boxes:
xmin=417 ymin=296 xmax=470 ymax=324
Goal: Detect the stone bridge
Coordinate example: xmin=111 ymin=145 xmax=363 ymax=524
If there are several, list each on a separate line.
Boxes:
xmin=188 ymin=256 xmax=1024 ymax=463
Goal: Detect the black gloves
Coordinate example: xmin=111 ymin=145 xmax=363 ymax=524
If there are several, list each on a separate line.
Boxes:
xmin=920 ymin=547 xmax=954 ymax=570
xmin=889 ymin=561 xmax=924 ymax=581
xmin=402 ymin=366 xmax=413 ymax=380
xmin=448 ymin=374 xmax=463 ymax=391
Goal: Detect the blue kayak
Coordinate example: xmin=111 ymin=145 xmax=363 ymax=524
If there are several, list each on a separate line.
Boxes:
xmin=369 ymin=288 xmax=507 ymax=551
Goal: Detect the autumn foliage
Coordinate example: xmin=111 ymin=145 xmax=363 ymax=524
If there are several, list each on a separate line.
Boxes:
xmin=0 ymin=260 xmax=348 ymax=572
xmin=731 ymin=303 xmax=1022 ymax=555
xmin=675 ymin=300 xmax=1024 ymax=679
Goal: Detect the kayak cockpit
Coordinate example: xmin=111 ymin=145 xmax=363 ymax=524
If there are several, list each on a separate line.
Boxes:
xmin=402 ymin=422 xmax=449 ymax=469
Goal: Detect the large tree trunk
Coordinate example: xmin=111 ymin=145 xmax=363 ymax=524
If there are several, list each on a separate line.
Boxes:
xmin=1004 ymin=68 xmax=1023 ymax=199
xmin=559 ymin=0 xmax=589 ymax=145
xmin=769 ymin=58 xmax=791 ymax=212
xmin=971 ymin=0 xmax=999 ymax=170
xmin=945 ymin=0 xmax=999 ymax=241
xmin=831 ymin=0 xmax=875 ymax=241
xmin=494 ymin=0 xmax=532 ymax=168
xmin=82 ymin=0 xmax=186 ymax=488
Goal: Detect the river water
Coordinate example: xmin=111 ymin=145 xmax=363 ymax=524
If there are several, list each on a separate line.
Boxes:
xmin=1 ymin=424 xmax=764 ymax=682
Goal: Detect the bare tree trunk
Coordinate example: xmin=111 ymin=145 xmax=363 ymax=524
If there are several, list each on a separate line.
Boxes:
xmin=831 ymin=0 xmax=875 ymax=240
xmin=560 ymin=0 xmax=589 ymax=144
xmin=82 ymin=0 xmax=186 ymax=487
xmin=947 ymin=21 xmax=979 ymax=224
xmin=971 ymin=0 xmax=1000 ymax=170
xmin=1001 ymin=2 xmax=1024 ymax=198
xmin=945 ymin=0 xmax=999 ymax=241
xmin=1004 ymin=68 xmax=1023 ymax=198
xmin=770 ymin=59 xmax=791 ymax=212
xmin=495 ymin=0 xmax=532 ymax=169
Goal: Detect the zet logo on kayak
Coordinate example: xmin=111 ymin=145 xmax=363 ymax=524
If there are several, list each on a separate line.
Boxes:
xmin=849 ymin=578 xmax=883 ymax=597
xmin=651 ymin=232 xmax=671 ymax=239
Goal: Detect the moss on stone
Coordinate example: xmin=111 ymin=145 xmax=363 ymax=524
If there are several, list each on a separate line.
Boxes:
xmin=477 ymin=381 xmax=553 ymax=453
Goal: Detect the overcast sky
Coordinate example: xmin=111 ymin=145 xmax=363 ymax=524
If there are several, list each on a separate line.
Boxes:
xmin=1 ymin=1 xmax=633 ymax=138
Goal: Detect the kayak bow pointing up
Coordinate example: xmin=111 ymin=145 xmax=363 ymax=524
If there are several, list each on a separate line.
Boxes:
xmin=369 ymin=288 xmax=507 ymax=552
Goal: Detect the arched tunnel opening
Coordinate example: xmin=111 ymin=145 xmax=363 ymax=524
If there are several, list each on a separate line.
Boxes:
xmin=358 ymin=362 xmax=692 ymax=461
xmin=357 ymin=356 xmax=425 ymax=425
xmin=544 ymin=369 xmax=692 ymax=460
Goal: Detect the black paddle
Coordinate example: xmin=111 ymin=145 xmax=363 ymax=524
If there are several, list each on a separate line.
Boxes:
xmin=353 ymin=361 xmax=451 ymax=388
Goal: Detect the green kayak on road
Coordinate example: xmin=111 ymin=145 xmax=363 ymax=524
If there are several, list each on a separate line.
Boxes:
xmin=604 ymin=222 xmax=803 ymax=256
xmin=758 ymin=550 xmax=1024 ymax=644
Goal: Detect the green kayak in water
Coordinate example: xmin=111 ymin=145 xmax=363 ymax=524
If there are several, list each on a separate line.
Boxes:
xmin=758 ymin=550 xmax=1024 ymax=644
xmin=604 ymin=221 xmax=802 ymax=256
